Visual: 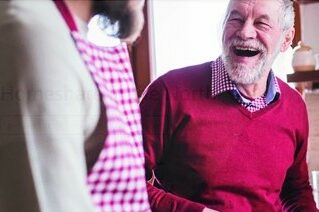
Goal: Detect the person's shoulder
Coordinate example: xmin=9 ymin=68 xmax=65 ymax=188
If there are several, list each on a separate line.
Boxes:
xmin=1 ymin=1 xmax=55 ymax=27
xmin=276 ymin=77 xmax=306 ymax=107
xmin=0 ymin=0 xmax=70 ymax=45
xmin=277 ymin=78 xmax=300 ymax=97
xmin=141 ymin=61 xmax=213 ymax=104
xmin=0 ymin=0 xmax=93 ymax=100
xmin=0 ymin=0 xmax=86 ymax=73
xmin=156 ymin=61 xmax=212 ymax=87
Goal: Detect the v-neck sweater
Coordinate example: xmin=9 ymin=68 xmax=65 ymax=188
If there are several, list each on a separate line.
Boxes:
xmin=140 ymin=61 xmax=317 ymax=212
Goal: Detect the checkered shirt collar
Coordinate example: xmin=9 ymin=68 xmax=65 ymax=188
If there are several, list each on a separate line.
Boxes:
xmin=211 ymin=57 xmax=281 ymax=103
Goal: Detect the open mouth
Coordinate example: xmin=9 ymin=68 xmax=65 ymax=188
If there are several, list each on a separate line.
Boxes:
xmin=233 ymin=46 xmax=260 ymax=57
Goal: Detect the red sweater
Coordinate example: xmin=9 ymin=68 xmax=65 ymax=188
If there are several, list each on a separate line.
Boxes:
xmin=140 ymin=61 xmax=317 ymax=212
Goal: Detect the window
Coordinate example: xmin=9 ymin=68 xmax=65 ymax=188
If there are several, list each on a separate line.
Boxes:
xmin=149 ymin=0 xmax=229 ymax=78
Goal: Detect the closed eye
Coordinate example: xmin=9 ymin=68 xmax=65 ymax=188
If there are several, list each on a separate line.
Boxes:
xmin=255 ymin=21 xmax=271 ymax=30
xmin=228 ymin=18 xmax=244 ymax=24
xmin=230 ymin=18 xmax=242 ymax=21
xmin=255 ymin=21 xmax=269 ymax=26
xmin=227 ymin=10 xmax=244 ymax=24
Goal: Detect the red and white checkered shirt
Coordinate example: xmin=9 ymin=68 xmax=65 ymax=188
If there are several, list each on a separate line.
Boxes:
xmin=211 ymin=57 xmax=280 ymax=112
xmin=72 ymin=31 xmax=150 ymax=212
xmin=53 ymin=1 xmax=150 ymax=211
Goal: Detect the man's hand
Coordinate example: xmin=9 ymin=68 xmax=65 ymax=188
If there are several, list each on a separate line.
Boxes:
xmin=202 ymin=207 xmax=219 ymax=212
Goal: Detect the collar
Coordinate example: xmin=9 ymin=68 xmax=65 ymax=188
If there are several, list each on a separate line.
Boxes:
xmin=211 ymin=57 xmax=281 ymax=104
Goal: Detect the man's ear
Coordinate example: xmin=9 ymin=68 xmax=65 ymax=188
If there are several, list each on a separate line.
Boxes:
xmin=280 ymin=27 xmax=295 ymax=52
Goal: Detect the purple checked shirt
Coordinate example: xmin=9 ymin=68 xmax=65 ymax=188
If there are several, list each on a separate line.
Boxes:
xmin=211 ymin=57 xmax=281 ymax=112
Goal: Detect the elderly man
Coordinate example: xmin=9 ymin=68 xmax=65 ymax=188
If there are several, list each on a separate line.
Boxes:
xmin=0 ymin=0 xmax=149 ymax=212
xmin=140 ymin=0 xmax=317 ymax=211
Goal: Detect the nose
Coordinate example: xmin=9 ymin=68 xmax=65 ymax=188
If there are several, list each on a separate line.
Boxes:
xmin=236 ymin=21 xmax=257 ymax=40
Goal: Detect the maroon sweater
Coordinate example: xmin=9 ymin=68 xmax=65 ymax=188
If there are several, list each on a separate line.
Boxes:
xmin=140 ymin=61 xmax=317 ymax=212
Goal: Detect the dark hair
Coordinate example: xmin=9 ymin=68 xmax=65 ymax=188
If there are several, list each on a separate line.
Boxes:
xmin=92 ymin=0 xmax=133 ymax=39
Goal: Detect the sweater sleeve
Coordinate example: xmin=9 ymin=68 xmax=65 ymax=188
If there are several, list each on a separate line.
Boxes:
xmin=280 ymin=102 xmax=318 ymax=212
xmin=140 ymin=78 xmax=206 ymax=212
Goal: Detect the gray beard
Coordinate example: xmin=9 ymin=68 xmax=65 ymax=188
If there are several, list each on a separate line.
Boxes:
xmin=222 ymin=53 xmax=267 ymax=84
xmin=222 ymin=42 xmax=282 ymax=85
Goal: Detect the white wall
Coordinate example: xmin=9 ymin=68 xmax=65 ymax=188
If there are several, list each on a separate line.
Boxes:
xmin=300 ymin=3 xmax=319 ymax=55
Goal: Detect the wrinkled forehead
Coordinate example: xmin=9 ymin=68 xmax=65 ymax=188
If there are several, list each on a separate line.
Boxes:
xmin=226 ymin=0 xmax=283 ymax=19
xmin=227 ymin=0 xmax=283 ymax=7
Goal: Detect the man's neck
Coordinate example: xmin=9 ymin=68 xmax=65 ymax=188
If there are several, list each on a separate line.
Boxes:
xmin=64 ymin=0 xmax=92 ymax=23
xmin=235 ymin=72 xmax=270 ymax=99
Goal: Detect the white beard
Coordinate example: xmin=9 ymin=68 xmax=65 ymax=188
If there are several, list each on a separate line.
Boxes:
xmin=222 ymin=37 xmax=282 ymax=85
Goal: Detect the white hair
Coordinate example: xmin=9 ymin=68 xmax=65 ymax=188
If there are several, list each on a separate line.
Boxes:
xmin=222 ymin=0 xmax=295 ymax=31
xmin=280 ymin=0 xmax=295 ymax=30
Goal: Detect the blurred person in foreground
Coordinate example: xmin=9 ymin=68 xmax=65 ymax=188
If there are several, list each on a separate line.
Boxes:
xmin=0 ymin=0 xmax=150 ymax=211
xmin=140 ymin=0 xmax=318 ymax=211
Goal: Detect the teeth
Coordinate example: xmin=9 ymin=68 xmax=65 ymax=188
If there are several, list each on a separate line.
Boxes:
xmin=235 ymin=46 xmax=258 ymax=51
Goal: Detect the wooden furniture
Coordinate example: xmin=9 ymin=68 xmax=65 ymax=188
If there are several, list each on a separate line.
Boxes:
xmin=286 ymin=70 xmax=319 ymax=94
xmin=295 ymin=0 xmax=319 ymax=4
xmin=287 ymin=70 xmax=319 ymax=83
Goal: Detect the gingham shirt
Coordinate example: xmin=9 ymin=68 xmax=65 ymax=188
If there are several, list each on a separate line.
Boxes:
xmin=211 ymin=57 xmax=280 ymax=112
xmin=53 ymin=1 xmax=150 ymax=211
xmin=73 ymin=35 xmax=150 ymax=212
